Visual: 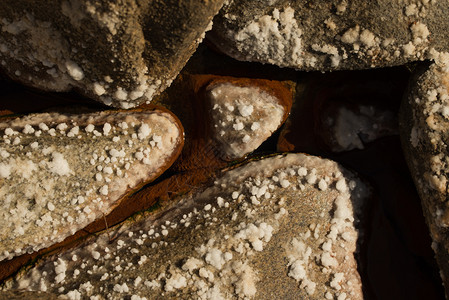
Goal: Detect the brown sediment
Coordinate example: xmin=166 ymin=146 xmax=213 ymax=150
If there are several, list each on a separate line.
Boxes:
xmin=0 ymin=290 xmax=61 ymax=299
xmin=149 ymin=74 xmax=228 ymax=174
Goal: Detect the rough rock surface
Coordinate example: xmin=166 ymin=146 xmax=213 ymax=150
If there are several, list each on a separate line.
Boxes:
xmin=205 ymin=80 xmax=288 ymax=160
xmin=0 ymin=108 xmax=184 ymax=261
xmin=151 ymin=73 xmax=293 ymax=176
xmin=0 ymin=290 xmax=62 ymax=300
xmin=0 ymin=0 xmax=224 ymax=108
xmin=209 ymin=0 xmax=449 ymax=71
xmin=399 ymin=56 xmax=449 ymax=297
xmin=276 ymin=67 xmax=446 ymax=299
xmin=2 ymin=153 xmax=370 ymax=299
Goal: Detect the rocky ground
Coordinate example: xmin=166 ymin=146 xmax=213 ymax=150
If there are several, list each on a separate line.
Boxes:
xmin=0 ymin=1 xmax=449 ymax=299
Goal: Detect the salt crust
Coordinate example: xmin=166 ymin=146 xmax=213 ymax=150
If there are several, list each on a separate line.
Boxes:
xmin=330 ymin=105 xmax=397 ymax=152
xmin=234 ymin=7 xmax=304 ymax=67
xmin=0 ymin=0 xmax=222 ymax=108
xmin=3 ymin=154 xmax=368 ymax=299
xmin=400 ymin=50 xmax=449 ymax=290
xmin=207 ymin=83 xmax=285 ymax=159
xmin=405 ymin=56 xmax=449 ymax=239
xmin=404 ymin=52 xmax=449 ymax=227
xmin=215 ymin=2 xmax=439 ymax=70
xmin=0 ymin=110 xmax=181 ymax=261
xmin=0 ymin=6 xmax=170 ymax=108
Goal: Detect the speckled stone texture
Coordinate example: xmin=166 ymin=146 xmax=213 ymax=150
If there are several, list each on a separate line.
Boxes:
xmin=2 ymin=153 xmax=370 ymax=299
xmin=0 ymin=290 xmax=61 ymax=300
xmin=208 ymin=0 xmax=449 ymax=71
xmin=0 ymin=0 xmax=224 ymax=108
xmin=0 ymin=108 xmax=184 ymax=262
xmin=399 ymin=59 xmax=449 ymax=297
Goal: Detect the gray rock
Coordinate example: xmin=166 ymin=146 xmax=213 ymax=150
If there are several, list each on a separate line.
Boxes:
xmin=0 ymin=109 xmax=184 ymax=261
xmin=208 ymin=0 xmax=449 ymax=71
xmin=0 ymin=0 xmax=224 ymax=108
xmin=399 ymin=54 xmax=449 ymax=297
xmin=3 ymin=153 xmax=370 ymax=299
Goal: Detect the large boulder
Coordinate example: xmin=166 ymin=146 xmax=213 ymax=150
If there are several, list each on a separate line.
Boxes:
xmin=208 ymin=0 xmax=449 ymax=71
xmin=2 ymin=153 xmax=370 ymax=299
xmin=399 ymin=53 xmax=449 ymax=297
xmin=0 ymin=0 xmax=224 ymax=108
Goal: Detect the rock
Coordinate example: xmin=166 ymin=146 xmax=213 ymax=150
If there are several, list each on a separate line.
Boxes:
xmin=196 ymin=75 xmax=292 ymax=160
xmin=0 ymin=290 xmax=62 ymax=300
xmin=278 ymin=68 xmax=444 ymax=298
xmin=152 ymin=73 xmax=293 ymax=176
xmin=399 ymin=54 xmax=449 ymax=297
xmin=0 ymin=108 xmax=184 ymax=261
xmin=208 ymin=0 xmax=449 ymax=71
xmin=0 ymin=0 xmax=225 ymax=108
xmin=2 ymin=153 xmax=370 ymax=299
xmin=0 ymin=71 xmax=291 ymax=281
